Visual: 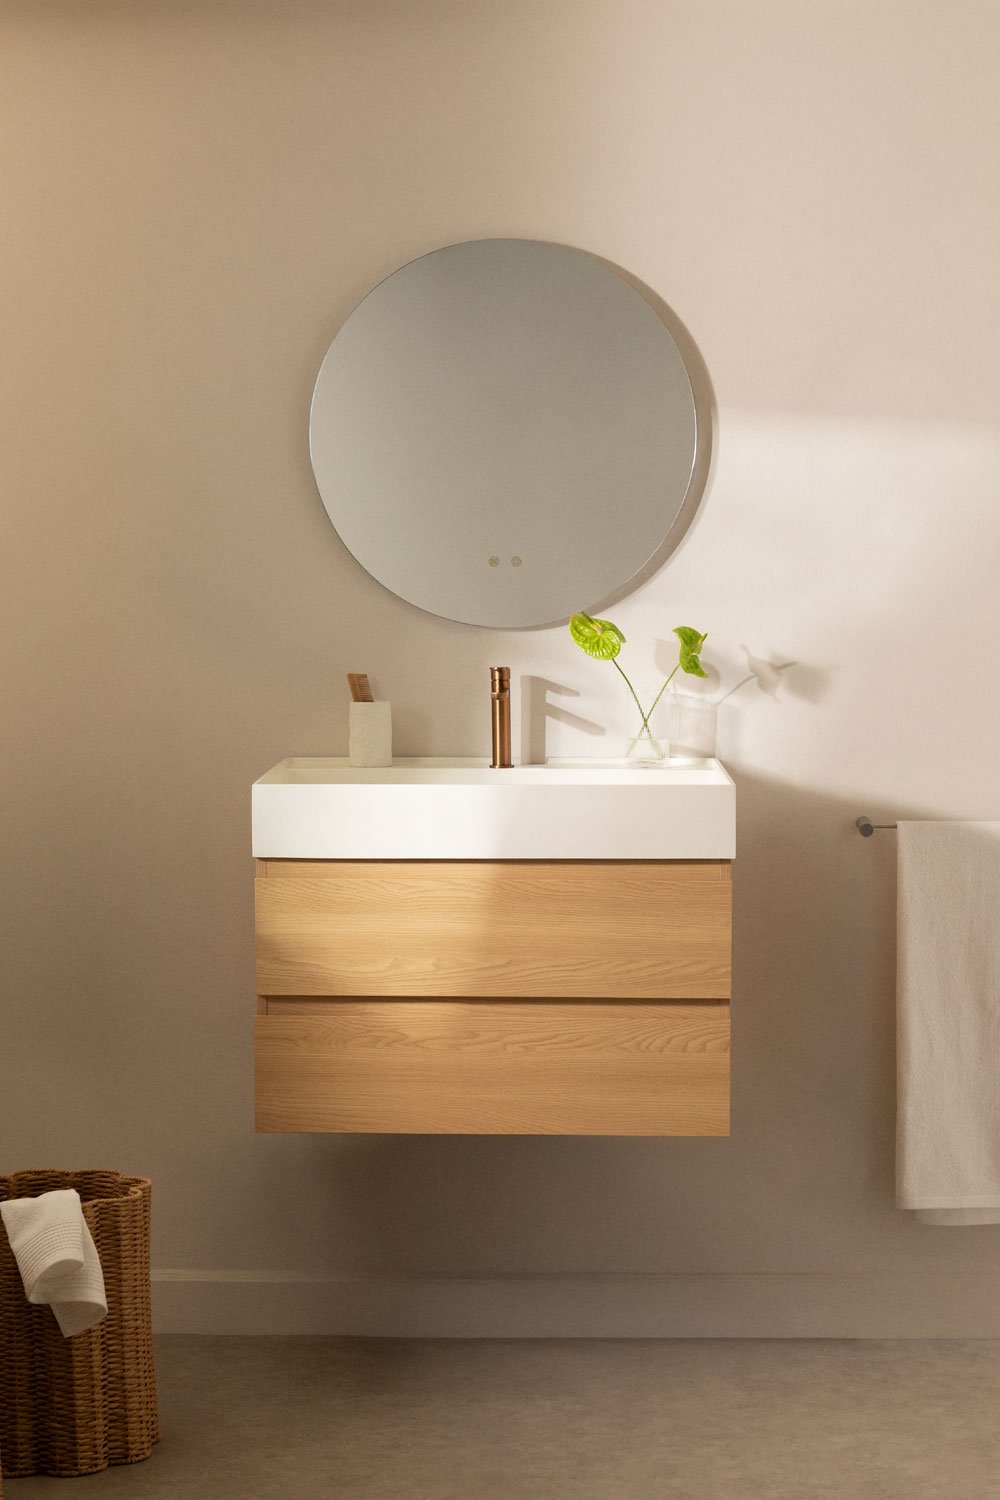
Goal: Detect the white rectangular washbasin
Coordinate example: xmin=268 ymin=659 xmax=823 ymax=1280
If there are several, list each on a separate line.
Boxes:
xmin=252 ymin=757 xmax=735 ymax=861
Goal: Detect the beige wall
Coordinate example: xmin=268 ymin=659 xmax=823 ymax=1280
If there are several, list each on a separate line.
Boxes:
xmin=4 ymin=0 xmax=1000 ymax=1336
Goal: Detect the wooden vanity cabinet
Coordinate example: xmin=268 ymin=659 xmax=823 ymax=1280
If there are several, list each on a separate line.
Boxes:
xmin=254 ymin=859 xmax=731 ymax=1135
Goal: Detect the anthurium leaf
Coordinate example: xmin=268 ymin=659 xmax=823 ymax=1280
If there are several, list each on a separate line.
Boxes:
xmin=674 ymin=625 xmax=708 ymax=678
xmin=569 ymin=611 xmax=626 ymax=661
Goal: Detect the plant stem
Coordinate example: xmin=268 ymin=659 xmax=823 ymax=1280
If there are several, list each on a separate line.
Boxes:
xmin=643 ymin=665 xmax=679 ymax=724
xmin=612 ymin=659 xmax=650 ymax=728
xmin=613 ymin=661 xmax=680 ymax=736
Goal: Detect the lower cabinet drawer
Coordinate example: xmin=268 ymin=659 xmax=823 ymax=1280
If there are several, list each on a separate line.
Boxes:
xmin=255 ymin=1000 xmax=730 ymax=1136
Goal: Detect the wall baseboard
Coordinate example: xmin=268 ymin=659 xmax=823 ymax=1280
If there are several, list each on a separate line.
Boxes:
xmin=152 ymin=1269 xmax=1000 ymax=1339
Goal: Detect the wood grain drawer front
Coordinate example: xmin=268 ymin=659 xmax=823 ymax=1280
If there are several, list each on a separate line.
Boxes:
xmin=255 ymin=862 xmax=731 ymax=1000
xmin=255 ymin=1001 xmax=730 ymax=1136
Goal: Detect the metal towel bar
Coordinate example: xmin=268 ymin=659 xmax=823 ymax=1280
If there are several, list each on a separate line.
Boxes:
xmin=856 ymin=816 xmax=898 ymax=837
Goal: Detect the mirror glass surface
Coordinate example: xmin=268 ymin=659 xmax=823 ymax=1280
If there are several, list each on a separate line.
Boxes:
xmin=309 ymin=239 xmax=699 ymax=627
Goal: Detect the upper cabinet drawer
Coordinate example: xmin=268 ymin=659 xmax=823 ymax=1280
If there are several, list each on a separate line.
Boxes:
xmin=256 ymin=861 xmax=731 ymax=999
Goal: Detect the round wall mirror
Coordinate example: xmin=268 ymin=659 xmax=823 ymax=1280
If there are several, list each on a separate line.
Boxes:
xmin=309 ymin=239 xmax=703 ymax=628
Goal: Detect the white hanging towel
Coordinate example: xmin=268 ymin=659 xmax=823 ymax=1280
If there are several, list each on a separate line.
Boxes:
xmin=0 ymin=1187 xmax=108 ymax=1335
xmin=897 ymin=820 xmax=1000 ymax=1224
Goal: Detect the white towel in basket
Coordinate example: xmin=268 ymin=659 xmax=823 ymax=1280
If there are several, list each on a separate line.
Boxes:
xmin=0 ymin=1187 xmax=108 ymax=1336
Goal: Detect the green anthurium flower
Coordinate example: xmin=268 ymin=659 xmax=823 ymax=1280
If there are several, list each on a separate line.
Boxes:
xmin=569 ymin=611 xmax=626 ymax=661
xmin=674 ymin=626 xmax=708 ymax=678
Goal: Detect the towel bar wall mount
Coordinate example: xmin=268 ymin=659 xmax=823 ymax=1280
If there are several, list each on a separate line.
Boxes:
xmin=856 ymin=816 xmax=898 ymax=837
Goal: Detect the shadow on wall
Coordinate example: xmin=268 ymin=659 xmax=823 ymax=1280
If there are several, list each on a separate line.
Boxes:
xmin=278 ymin=769 xmax=985 ymax=1285
xmin=519 ymin=676 xmax=603 ymax=763
xmin=521 ymin=654 xmax=829 ymax=765
xmin=649 ymin=640 xmax=829 ymax=709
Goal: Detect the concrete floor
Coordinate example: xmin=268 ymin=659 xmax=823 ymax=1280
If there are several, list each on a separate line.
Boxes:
xmin=5 ymin=1336 xmax=999 ymax=1498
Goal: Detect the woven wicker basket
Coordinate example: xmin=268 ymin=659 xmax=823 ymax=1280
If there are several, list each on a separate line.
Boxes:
xmin=0 ymin=1169 xmax=159 ymax=1478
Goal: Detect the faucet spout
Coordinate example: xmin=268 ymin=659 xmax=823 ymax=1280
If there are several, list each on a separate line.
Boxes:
xmin=490 ymin=666 xmax=512 ymax=768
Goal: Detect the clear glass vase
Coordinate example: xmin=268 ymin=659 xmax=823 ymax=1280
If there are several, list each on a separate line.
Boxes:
xmin=627 ymin=721 xmax=668 ymax=764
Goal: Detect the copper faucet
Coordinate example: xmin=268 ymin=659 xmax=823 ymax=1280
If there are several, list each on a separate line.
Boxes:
xmin=490 ymin=666 xmax=512 ymax=768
